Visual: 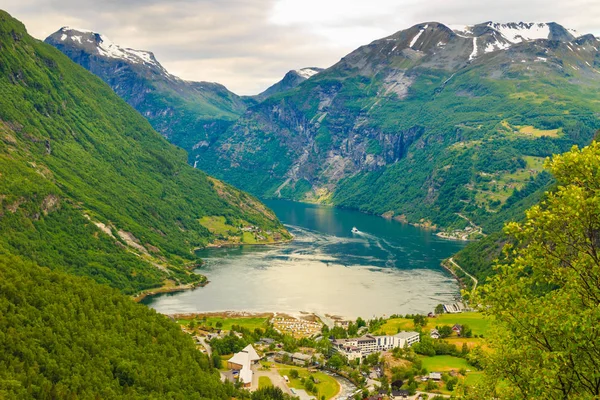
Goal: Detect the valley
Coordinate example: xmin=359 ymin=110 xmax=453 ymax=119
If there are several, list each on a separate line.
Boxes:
xmin=48 ymin=21 xmax=600 ymax=235
xmin=1 ymin=5 xmax=599 ymax=399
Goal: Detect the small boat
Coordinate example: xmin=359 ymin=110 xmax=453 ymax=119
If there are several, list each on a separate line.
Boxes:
xmin=351 ymin=227 xmax=359 ymax=233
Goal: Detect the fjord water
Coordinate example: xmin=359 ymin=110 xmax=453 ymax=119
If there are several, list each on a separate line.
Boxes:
xmin=143 ymin=200 xmax=466 ymax=318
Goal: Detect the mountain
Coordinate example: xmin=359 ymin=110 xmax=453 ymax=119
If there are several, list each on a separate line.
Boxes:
xmin=0 ymin=250 xmax=234 ymax=399
xmin=253 ymin=67 xmax=324 ymax=102
xmin=0 ymin=10 xmax=289 ymax=295
xmin=182 ymin=21 xmax=600 ymax=232
xmin=45 ymin=26 xmax=248 ymax=155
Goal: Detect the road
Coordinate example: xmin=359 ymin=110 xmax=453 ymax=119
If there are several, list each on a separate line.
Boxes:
xmin=197 ymin=336 xmax=212 ymax=357
xmin=253 ymin=365 xmax=294 ymax=395
xmin=448 ymin=257 xmax=478 ymax=293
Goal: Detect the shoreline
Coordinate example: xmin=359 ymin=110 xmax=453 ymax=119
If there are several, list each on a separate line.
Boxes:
xmin=203 ymin=237 xmax=293 ymax=249
xmin=133 ymin=280 xmax=209 ymax=303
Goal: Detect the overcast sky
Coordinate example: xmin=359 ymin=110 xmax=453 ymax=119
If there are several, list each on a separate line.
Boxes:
xmin=4 ymin=0 xmax=600 ymax=95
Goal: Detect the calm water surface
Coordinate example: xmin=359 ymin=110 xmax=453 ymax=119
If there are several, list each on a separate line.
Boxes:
xmin=143 ymin=200 xmax=466 ymax=319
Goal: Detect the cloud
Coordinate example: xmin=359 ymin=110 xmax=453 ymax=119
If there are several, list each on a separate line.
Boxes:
xmin=4 ymin=0 xmax=600 ymax=95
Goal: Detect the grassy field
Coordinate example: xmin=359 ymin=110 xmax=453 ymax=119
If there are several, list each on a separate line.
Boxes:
xmin=278 ymin=366 xmax=339 ymax=400
xmin=259 ymin=376 xmax=273 ymax=389
xmin=445 ymin=337 xmax=488 ymax=351
xmin=420 ymin=355 xmax=470 ymax=372
xmin=177 ymin=315 xmax=270 ymax=331
xmin=377 ymin=312 xmax=490 ymax=337
xmin=433 ymin=313 xmax=491 ymax=336
xmin=199 ymin=216 xmax=238 ymax=236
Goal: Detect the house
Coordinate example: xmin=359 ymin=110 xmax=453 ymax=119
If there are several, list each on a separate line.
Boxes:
xmin=429 ymin=372 xmax=442 ymax=381
xmin=452 ymin=324 xmax=463 ymax=336
xmin=291 ymin=352 xmax=312 ymax=365
xmin=430 ymin=329 xmax=440 ymax=339
xmin=427 ymin=312 xmax=435 ymax=318
xmin=227 ymin=345 xmax=261 ymax=388
xmin=258 ymin=338 xmax=275 ymax=345
xmin=391 ymin=389 xmax=410 ymax=399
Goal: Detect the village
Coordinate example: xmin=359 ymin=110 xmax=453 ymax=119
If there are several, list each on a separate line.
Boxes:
xmin=175 ymin=305 xmax=487 ymax=400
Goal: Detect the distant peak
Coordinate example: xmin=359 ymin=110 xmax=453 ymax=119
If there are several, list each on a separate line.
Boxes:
xmin=294 ymin=67 xmax=322 ymax=79
xmin=60 ymin=26 xmax=95 ymax=34
xmin=48 ymin=27 xmax=163 ymax=69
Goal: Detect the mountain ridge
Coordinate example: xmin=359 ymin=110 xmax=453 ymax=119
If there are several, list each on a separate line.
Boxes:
xmin=1 ymin=10 xmax=289 ymax=295
xmin=47 ymin=20 xmax=600 ymax=233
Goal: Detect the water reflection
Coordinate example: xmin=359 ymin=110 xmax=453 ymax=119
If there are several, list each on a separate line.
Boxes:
xmin=143 ymin=200 xmax=466 ymax=319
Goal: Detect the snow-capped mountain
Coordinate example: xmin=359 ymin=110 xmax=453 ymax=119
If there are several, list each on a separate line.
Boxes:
xmin=51 ymin=27 xmax=167 ymax=73
xmin=253 ymin=67 xmax=324 ymax=102
xmin=45 ymin=26 xmax=249 ymax=150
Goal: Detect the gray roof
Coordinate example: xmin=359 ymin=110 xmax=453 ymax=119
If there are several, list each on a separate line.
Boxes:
xmin=292 ymin=352 xmax=311 ymax=360
xmin=394 ymin=331 xmax=419 ymax=339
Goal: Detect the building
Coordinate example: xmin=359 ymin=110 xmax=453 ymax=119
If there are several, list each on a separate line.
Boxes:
xmin=429 ymin=372 xmax=442 ymax=381
xmin=331 ymin=331 xmax=420 ymax=359
xmin=452 ymin=324 xmax=463 ymax=336
xmin=443 ymin=302 xmax=465 ymax=313
xmin=292 ymin=352 xmax=312 ymax=365
xmin=391 ymin=390 xmax=410 ymax=399
xmin=227 ymin=345 xmax=261 ymax=387
xmin=394 ymin=331 xmax=420 ymax=347
xmin=430 ymin=329 xmax=440 ymax=339
xmin=274 ymin=350 xmax=292 ymax=363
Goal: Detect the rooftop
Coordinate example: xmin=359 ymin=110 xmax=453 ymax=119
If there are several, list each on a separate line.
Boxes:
xmin=394 ymin=331 xmax=420 ymax=339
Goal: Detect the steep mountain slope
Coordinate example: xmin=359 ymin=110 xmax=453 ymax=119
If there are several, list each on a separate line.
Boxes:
xmin=189 ymin=21 xmax=600 ymax=231
xmin=0 ymin=10 xmax=288 ymax=294
xmin=0 ymin=250 xmax=235 ymax=399
xmin=45 ymin=26 xmax=248 ymax=155
xmin=252 ymin=67 xmax=323 ymax=102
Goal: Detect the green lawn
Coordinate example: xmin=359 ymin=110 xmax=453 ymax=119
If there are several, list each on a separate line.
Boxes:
xmin=278 ymin=366 xmax=339 ymax=400
xmin=420 ymin=355 xmax=470 ymax=372
xmin=177 ymin=316 xmax=269 ymax=331
xmin=259 ymin=376 xmax=273 ymax=389
xmin=377 ymin=312 xmax=490 ymax=337
xmin=432 ymin=312 xmax=491 ymax=336
xmin=199 ymin=216 xmax=238 ymax=236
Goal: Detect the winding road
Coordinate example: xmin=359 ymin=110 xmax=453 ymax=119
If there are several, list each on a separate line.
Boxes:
xmin=448 ymin=257 xmax=478 ymax=293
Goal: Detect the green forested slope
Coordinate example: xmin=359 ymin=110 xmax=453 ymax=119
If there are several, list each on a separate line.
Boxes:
xmin=0 ymin=10 xmax=288 ymax=293
xmin=0 ymin=250 xmax=234 ymax=399
xmin=190 ymin=23 xmax=600 ymax=231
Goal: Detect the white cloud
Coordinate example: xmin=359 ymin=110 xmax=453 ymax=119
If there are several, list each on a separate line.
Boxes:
xmin=3 ymin=0 xmax=600 ymax=95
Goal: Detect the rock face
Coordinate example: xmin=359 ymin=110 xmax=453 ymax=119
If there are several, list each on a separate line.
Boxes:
xmin=49 ymin=22 xmax=600 ymax=230
xmin=252 ymin=67 xmax=324 ymax=102
xmin=45 ymin=27 xmax=248 ymax=151
xmin=187 ymin=21 xmax=600 ymax=228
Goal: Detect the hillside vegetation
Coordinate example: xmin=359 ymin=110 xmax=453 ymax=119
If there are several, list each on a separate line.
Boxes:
xmin=0 ymin=10 xmax=288 ymax=294
xmin=190 ymin=23 xmax=600 ymax=231
xmin=0 ymin=250 xmax=235 ymax=399
xmin=471 ymin=142 xmax=600 ymax=399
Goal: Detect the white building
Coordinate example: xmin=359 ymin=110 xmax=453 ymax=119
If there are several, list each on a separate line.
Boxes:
xmin=332 ymin=331 xmax=420 ymax=359
xmin=227 ymin=345 xmax=261 ymax=387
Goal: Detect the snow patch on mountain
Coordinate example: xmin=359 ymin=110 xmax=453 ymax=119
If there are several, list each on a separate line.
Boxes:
xmin=469 ymin=38 xmax=478 ymax=60
xmin=489 ymin=22 xmax=550 ymax=43
xmin=58 ymin=27 xmax=160 ymax=68
xmin=295 ymin=68 xmax=320 ymax=79
xmin=409 ymin=25 xmax=428 ymax=48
